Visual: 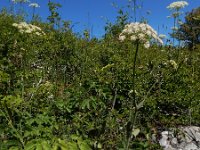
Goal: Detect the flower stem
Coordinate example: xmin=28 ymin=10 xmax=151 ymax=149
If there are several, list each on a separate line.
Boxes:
xmin=126 ymin=41 xmax=139 ymax=150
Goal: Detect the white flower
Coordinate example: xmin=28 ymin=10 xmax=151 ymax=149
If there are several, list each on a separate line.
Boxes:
xmin=29 ymin=3 xmax=40 ymax=8
xmin=119 ymin=22 xmax=163 ymax=48
xmin=167 ymin=1 xmax=188 ymax=10
xmin=35 ymin=32 xmax=41 ymax=36
xmin=12 ymin=0 xmax=30 ymax=3
xmin=119 ymin=35 xmax=126 ymax=41
xmin=146 ymin=30 xmax=152 ymax=36
xmin=157 ymin=38 xmax=164 ymax=45
xmin=25 ymin=29 xmax=32 ymax=33
xmin=12 ymin=23 xmax=18 ymax=27
xmin=12 ymin=22 xmax=45 ymax=36
xmin=144 ymin=42 xmax=150 ymax=48
xmin=130 ymin=35 xmax=137 ymax=41
xmin=138 ymin=33 xmax=145 ymax=40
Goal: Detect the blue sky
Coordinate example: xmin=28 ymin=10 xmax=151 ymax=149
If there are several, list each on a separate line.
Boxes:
xmin=0 ymin=0 xmax=199 ymax=38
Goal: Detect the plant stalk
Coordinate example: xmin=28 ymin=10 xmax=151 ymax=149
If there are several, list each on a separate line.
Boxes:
xmin=126 ymin=41 xmax=139 ymax=150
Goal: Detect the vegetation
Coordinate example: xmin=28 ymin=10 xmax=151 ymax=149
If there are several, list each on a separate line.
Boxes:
xmin=0 ymin=1 xmax=200 ymax=150
xmin=175 ymin=7 xmax=200 ymax=49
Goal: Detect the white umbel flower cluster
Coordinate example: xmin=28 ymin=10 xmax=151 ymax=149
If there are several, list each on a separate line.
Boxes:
xmin=119 ymin=22 xmax=163 ymax=48
xmin=12 ymin=0 xmax=30 ymax=3
xmin=12 ymin=22 xmax=45 ymax=36
xmin=167 ymin=1 xmax=188 ymax=10
xmin=29 ymin=3 xmax=40 ymax=8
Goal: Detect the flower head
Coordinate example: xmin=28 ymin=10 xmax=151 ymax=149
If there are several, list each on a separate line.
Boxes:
xmin=12 ymin=22 xmax=45 ymax=36
xmin=167 ymin=1 xmax=188 ymax=10
xmin=119 ymin=22 xmax=163 ymax=48
xmin=12 ymin=0 xmax=30 ymax=4
xmin=144 ymin=42 xmax=150 ymax=49
xmin=29 ymin=3 xmax=40 ymax=8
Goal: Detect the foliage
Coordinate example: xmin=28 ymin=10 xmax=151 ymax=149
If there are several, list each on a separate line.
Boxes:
xmin=0 ymin=3 xmax=200 ymax=150
xmin=175 ymin=7 xmax=200 ymax=49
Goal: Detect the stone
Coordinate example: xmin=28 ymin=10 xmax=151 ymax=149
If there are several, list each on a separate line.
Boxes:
xmin=158 ymin=126 xmax=200 ymax=150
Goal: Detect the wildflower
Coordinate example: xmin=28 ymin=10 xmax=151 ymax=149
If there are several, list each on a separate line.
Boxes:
xmin=35 ymin=32 xmax=41 ymax=36
xmin=119 ymin=22 xmax=163 ymax=48
xmin=12 ymin=0 xmax=30 ymax=4
xmin=29 ymin=3 xmax=40 ymax=8
xmin=167 ymin=1 xmax=188 ymax=10
xmin=169 ymin=60 xmax=178 ymax=69
xmin=144 ymin=42 xmax=150 ymax=48
xmin=12 ymin=22 xmax=45 ymax=36
xmin=131 ymin=35 xmax=137 ymax=41
xmin=119 ymin=35 xmax=126 ymax=41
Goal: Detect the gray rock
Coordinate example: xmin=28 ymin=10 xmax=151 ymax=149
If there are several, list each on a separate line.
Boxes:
xmin=184 ymin=142 xmax=198 ymax=150
xmin=159 ymin=126 xmax=200 ymax=150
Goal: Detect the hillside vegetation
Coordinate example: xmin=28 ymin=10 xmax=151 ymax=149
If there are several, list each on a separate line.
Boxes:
xmin=0 ymin=2 xmax=200 ymax=150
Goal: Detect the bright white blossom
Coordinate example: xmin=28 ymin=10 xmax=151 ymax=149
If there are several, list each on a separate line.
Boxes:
xmin=119 ymin=22 xmax=163 ymax=48
xmin=144 ymin=42 xmax=150 ymax=49
xmin=167 ymin=1 xmax=188 ymax=10
xmin=119 ymin=35 xmax=126 ymax=41
xmin=12 ymin=0 xmax=30 ymax=4
xmin=12 ymin=22 xmax=45 ymax=36
xmin=29 ymin=3 xmax=40 ymax=8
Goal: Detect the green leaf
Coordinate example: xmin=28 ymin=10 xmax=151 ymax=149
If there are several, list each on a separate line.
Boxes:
xmin=97 ymin=143 xmax=102 ymax=149
xmin=25 ymin=139 xmax=51 ymax=150
xmin=1 ymin=95 xmax=23 ymax=107
xmin=132 ymin=128 xmax=140 ymax=138
xmin=77 ymin=140 xmax=91 ymax=150
xmin=136 ymin=100 xmax=144 ymax=110
xmin=55 ymin=139 xmax=79 ymax=150
xmin=9 ymin=147 xmax=20 ymax=150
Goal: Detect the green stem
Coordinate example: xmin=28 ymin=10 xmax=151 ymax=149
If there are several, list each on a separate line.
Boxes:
xmin=126 ymin=41 xmax=139 ymax=150
xmin=32 ymin=7 xmax=35 ymax=20
xmin=133 ymin=0 xmax=137 ymax=22
xmin=132 ymin=41 xmax=139 ymax=108
xmin=3 ymin=104 xmax=25 ymax=148
xmin=173 ymin=16 xmax=176 ymax=46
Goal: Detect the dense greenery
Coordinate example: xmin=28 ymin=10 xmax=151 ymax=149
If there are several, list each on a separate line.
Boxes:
xmin=175 ymin=7 xmax=200 ymax=49
xmin=0 ymin=2 xmax=200 ymax=150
